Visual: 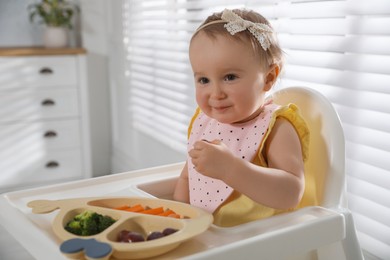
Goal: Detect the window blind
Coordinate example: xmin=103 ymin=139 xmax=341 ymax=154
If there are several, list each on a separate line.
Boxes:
xmin=266 ymin=1 xmax=390 ymax=259
xmin=123 ymin=1 xmax=390 ymax=258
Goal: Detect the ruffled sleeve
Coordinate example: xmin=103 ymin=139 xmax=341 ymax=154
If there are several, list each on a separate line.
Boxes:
xmin=257 ymin=103 xmax=310 ymax=166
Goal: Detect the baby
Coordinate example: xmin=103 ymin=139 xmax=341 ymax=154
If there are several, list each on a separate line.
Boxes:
xmin=173 ymin=9 xmax=313 ymax=227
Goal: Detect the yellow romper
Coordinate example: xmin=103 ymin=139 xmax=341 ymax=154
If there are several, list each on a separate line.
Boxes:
xmin=187 ymin=103 xmax=315 ymax=227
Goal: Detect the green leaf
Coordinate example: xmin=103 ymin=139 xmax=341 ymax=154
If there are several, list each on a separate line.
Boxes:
xmin=27 ymin=0 xmax=78 ymax=29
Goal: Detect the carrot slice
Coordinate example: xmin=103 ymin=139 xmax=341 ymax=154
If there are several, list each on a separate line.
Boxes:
xmin=158 ymin=209 xmax=176 ymax=216
xmin=140 ymin=207 xmax=164 ymax=215
xmin=114 ymin=205 xmax=130 ymax=210
xmin=167 ymin=213 xmax=181 ymax=219
xmin=112 ymin=204 xmax=186 ymax=218
xmin=124 ymin=204 xmax=145 ymax=212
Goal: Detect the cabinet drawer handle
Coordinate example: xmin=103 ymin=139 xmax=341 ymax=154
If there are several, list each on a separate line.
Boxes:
xmin=46 ymin=161 xmax=59 ymax=168
xmin=44 ymin=131 xmax=57 ymax=138
xmin=41 ymin=99 xmax=55 ymax=106
xmin=39 ymin=67 xmax=53 ymax=75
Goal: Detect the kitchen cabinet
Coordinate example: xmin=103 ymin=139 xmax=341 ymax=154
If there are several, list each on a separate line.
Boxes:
xmin=0 ymin=47 xmax=92 ymax=192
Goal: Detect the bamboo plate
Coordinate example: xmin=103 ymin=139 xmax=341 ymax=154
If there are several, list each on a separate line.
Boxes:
xmin=27 ymin=197 xmax=213 ymax=259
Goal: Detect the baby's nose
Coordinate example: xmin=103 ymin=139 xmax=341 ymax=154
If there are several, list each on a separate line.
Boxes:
xmin=210 ymin=83 xmax=226 ymax=99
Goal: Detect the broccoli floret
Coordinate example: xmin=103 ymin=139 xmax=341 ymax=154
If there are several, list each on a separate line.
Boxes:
xmin=80 ymin=215 xmax=99 ymax=236
xmin=74 ymin=210 xmax=97 ymax=222
xmin=67 ymin=220 xmax=81 ymax=229
xmin=98 ymin=215 xmax=116 ymax=232
xmin=65 ymin=210 xmax=116 ymax=236
xmin=65 ymin=220 xmax=82 ymax=235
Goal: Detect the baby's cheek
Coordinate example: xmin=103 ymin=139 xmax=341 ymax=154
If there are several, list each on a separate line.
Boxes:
xmin=196 ymin=93 xmax=209 ymax=109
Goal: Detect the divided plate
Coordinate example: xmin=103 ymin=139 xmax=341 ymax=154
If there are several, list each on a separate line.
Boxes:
xmin=28 ymin=197 xmax=213 ymax=259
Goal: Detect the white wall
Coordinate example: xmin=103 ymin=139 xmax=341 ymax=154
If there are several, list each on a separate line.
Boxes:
xmin=0 ymin=1 xmax=40 ymax=46
xmin=79 ymin=0 xmax=112 ymax=177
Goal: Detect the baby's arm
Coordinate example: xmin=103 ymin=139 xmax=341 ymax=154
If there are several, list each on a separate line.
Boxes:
xmin=173 ymin=162 xmax=190 ymax=203
xmin=228 ymin=117 xmax=305 ymax=209
xmin=190 ymin=118 xmax=305 ymax=210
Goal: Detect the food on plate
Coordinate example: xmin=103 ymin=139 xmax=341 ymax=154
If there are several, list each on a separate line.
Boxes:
xmin=65 ymin=210 xmax=116 ymax=236
xmin=117 ymin=230 xmax=145 ymax=243
xmin=117 ymin=228 xmax=178 ymax=243
xmin=147 ymin=231 xmax=164 ymax=241
xmin=113 ymin=204 xmax=188 ymax=219
xmin=162 ymin=227 xmax=179 ymax=236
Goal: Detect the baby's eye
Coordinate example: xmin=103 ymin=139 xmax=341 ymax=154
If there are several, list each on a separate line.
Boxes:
xmin=198 ymin=77 xmax=210 ymax=84
xmin=224 ymin=74 xmax=237 ymax=81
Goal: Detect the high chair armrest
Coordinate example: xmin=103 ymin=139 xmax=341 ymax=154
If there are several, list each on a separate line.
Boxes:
xmin=185 ymin=206 xmax=346 ymax=260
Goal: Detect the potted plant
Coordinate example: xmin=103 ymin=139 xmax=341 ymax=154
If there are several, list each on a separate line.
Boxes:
xmin=28 ymin=0 xmax=79 ymax=48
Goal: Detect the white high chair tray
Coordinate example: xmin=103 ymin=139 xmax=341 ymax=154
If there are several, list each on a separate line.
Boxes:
xmin=0 ymin=162 xmax=345 ymax=259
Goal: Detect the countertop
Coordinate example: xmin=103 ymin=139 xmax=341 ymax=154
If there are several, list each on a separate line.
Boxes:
xmin=0 ymin=47 xmax=86 ymax=56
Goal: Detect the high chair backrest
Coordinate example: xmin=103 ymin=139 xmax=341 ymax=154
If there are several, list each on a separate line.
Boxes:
xmin=271 ymin=87 xmax=346 ymax=208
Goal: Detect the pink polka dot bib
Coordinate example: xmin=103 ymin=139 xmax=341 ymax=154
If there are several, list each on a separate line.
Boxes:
xmin=187 ymin=103 xmax=279 ymax=213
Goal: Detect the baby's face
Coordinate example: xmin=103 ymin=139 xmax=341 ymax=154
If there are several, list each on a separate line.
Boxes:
xmin=189 ymin=31 xmax=271 ymax=124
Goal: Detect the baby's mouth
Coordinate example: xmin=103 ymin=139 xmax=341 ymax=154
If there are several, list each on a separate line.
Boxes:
xmin=212 ymin=106 xmax=231 ymax=112
xmin=210 ymin=102 xmax=232 ymax=110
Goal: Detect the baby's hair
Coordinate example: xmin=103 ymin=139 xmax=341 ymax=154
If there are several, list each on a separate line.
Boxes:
xmin=192 ymin=9 xmax=284 ymax=72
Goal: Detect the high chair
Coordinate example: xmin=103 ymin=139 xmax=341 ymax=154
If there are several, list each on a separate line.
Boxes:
xmin=0 ymin=87 xmax=365 ymax=260
xmin=139 ymin=86 xmax=365 ymax=259
xmin=265 ymin=86 xmax=365 ymax=260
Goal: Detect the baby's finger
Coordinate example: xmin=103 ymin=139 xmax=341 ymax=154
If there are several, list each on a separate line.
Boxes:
xmin=210 ymin=139 xmax=222 ymax=145
xmin=191 ymin=158 xmax=203 ymax=173
xmin=188 ymin=149 xmax=199 ymax=158
xmin=193 ymin=141 xmax=204 ymax=150
xmin=190 ymin=156 xmax=199 ymax=167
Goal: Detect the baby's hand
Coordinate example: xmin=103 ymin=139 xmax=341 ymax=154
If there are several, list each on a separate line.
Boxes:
xmin=189 ymin=139 xmax=236 ymax=180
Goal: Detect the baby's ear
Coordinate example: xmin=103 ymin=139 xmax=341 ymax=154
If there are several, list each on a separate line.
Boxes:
xmin=264 ymin=64 xmax=280 ymax=91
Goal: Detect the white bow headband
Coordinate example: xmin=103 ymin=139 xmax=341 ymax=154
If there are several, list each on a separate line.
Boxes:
xmin=195 ymin=9 xmax=273 ymax=51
